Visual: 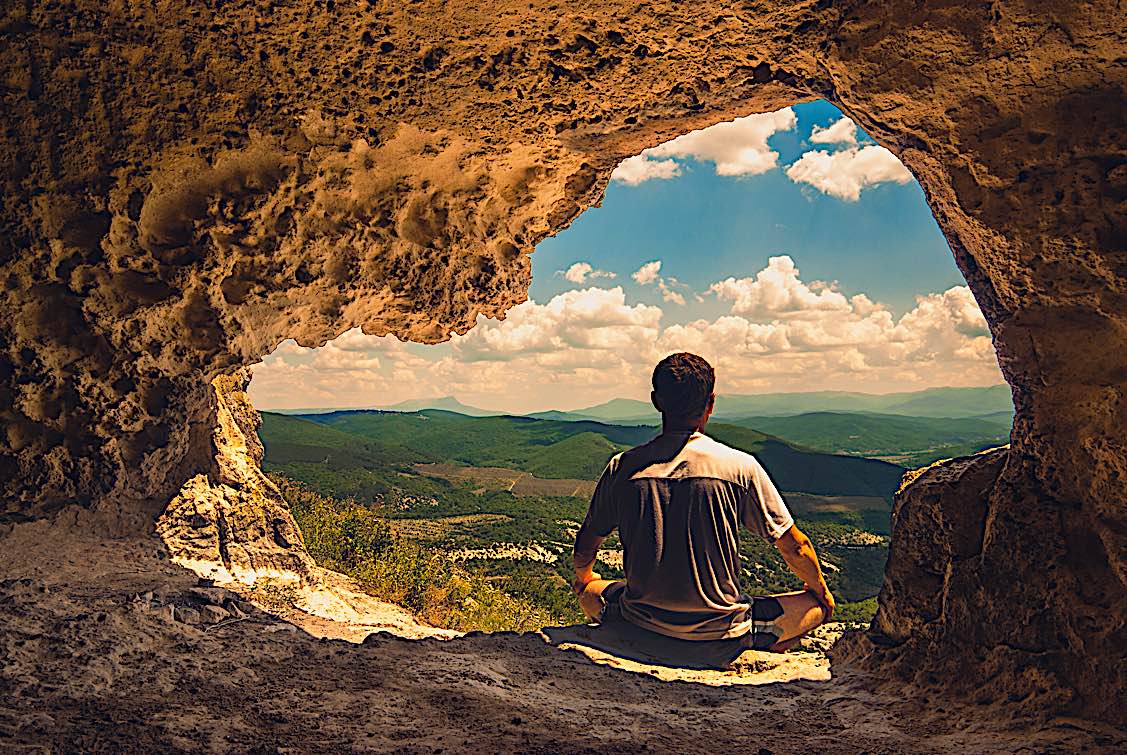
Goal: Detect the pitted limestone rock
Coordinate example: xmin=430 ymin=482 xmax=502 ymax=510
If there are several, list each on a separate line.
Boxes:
xmin=1 ymin=0 xmax=1124 ymax=724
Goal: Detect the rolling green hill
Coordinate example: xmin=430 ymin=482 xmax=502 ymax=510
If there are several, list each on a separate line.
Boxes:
xmin=704 ymin=424 xmax=905 ymax=498
xmin=521 ymin=432 xmax=627 ymax=480
xmin=729 ymin=412 xmax=1011 ymax=459
xmin=296 ymin=410 xmax=655 ymax=477
xmin=258 ymin=412 xmax=437 ymax=502
xmin=258 ymin=412 xmax=428 ymax=467
xmin=274 ymin=410 xmax=905 ymax=500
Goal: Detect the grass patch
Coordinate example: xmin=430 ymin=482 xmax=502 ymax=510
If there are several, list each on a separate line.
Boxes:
xmin=834 ymin=597 xmax=878 ymax=626
xmin=248 ymin=581 xmax=301 ymax=610
xmin=273 ymin=474 xmax=583 ymax=632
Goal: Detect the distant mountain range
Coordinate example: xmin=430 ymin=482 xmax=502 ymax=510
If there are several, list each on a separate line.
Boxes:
xmin=529 ymin=385 xmax=1014 ymax=423
xmin=380 ymin=396 xmax=501 ymax=416
xmin=270 ymin=396 xmax=503 ymax=417
xmin=265 ymin=385 xmax=1014 ymax=424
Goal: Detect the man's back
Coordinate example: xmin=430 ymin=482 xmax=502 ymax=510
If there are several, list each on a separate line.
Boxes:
xmin=574 ymin=429 xmax=793 ymax=641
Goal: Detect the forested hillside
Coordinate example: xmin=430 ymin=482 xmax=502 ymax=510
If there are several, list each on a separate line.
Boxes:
xmin=270 ymin=409 xmax=906 ymax=499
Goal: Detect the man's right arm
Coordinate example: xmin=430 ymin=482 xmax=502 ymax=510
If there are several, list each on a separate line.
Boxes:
xmin=774 ymin=525 xmax=835 ymax=620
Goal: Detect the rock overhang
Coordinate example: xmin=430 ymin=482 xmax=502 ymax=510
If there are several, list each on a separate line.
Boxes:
xmin=1 ymin=0 xmax=1124 ymax=724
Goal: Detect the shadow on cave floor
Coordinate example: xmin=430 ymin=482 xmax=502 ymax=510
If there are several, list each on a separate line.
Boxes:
xmin=538 ymin=620 xmax=836 ymax=686
xmin=2 ymin=521 xmax=1125 ymax=753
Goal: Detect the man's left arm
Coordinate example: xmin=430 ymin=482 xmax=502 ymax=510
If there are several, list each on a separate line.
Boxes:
xmin=572 ymin=457 xmax=619 ymax=591
xmin=572 ymin=533 xmax=605 ymax=590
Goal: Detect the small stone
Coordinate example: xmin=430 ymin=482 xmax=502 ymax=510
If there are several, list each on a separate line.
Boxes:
xmin=153 ymin=584 xmax=177 ymax=603
xmin=175 ymin=606 xmax=202 ymax=625
xmin=189 ymin=586 xmax=236 ymax=605
xmin=201 ymin=604 xmax=231 ymax=623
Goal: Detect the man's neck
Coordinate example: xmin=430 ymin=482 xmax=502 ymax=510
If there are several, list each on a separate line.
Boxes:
xmin=661 ymin=416 xmax=704 ymax=435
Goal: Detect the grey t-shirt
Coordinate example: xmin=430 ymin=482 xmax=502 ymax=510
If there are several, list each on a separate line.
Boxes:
xmin=574 ymin=430 xmax=794 ymax=641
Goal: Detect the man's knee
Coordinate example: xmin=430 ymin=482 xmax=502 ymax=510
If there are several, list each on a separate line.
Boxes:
xmin=577 ymin=585 xmax=604 ymax=620
xmin=751 ymin=595 xmax=785 ymax=623
xmin=576 ymin=579 xmax=625 ymax=622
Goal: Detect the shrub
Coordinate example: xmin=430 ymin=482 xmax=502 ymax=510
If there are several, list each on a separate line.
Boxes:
xmin=271 ymin=473 xmax=572 ymax=632
xmin=248 ymin=581 xmax=301 ymax=610
xmin=833 ymin=597 xmax=878 ymax=626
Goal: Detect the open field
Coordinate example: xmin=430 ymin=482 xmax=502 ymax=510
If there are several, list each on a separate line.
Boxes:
xmin=783 ymin=492 xmax=890 ymax=515
xmin=388 ymin=513 xmax=513 ymax=540
xmin=414 ymin=463 xmax=597 ymax=498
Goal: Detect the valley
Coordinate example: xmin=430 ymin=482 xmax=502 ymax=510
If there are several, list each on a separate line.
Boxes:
xmin=257 ymin=387 xmax=1010 ymax=632
xmin=258 ymin=389 xmax=1014 ymax=632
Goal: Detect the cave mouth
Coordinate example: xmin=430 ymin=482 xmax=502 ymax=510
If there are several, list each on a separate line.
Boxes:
xmin=3 ymin=1 xmax=1123 ymax=731
xmin=235 ymin=100 xmax=1013 ymax=639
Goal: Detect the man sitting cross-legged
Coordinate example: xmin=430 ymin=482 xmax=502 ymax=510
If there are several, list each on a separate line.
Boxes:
xmin=572 ymin=352 xmax=834 ymax=654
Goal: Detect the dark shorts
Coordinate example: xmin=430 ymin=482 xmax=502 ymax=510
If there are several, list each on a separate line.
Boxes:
xmin=600 ymin=581 xmax=784 ymax=651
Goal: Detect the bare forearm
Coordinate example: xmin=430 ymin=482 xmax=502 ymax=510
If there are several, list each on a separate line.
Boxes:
xmin=775 ymin=527 xmax=827 ymax=590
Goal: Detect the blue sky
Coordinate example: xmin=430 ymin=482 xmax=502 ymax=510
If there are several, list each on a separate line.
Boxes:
xmin=251 ymin=101 xmax=1003 ymax=412
xmin=530 ymin=100 xmax=962 ymax=321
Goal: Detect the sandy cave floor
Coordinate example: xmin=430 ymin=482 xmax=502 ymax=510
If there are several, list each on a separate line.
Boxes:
xmin=1 ymin=522 xmax=1124 ymax=754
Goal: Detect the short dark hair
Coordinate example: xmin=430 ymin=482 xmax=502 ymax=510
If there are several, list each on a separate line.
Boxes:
xmin=652 ymin=352 xmax=715 ymax=420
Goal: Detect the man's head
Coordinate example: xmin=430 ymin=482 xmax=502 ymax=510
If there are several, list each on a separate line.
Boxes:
xmin=651 ymin=352 xmax=716 ymax=429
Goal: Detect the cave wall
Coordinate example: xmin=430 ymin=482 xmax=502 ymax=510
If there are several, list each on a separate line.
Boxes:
xmin=155 ymin=370 xmax=314 ymax=584
xmin=1 ymin=0 xmax=1124 ymax=722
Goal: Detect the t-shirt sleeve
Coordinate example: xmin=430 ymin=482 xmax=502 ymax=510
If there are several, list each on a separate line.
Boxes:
xmin=573 ymin=455 xmax=621 ymax=569
xmin=579 ymin=454 xmax=621 ymax=539
xmin=739 ymin=456 xmax=794 ymax=542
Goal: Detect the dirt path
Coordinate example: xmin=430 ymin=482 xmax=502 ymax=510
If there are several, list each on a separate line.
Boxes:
xmin=1 ymin=521 xmax=1122 ymax=753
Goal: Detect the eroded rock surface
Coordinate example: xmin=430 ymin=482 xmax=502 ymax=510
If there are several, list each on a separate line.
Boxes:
xmin=156 ymin=370 xmax=313 ymax=584
xmin=1 ymin=0 xmax=1125 ymax=727
xmin=2 ymin=528 xmax=1123 ymax=752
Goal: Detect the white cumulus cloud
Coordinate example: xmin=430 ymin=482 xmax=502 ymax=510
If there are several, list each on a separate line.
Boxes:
xmin=610 ymin=155 xmax=682 ymax=185
xmin=250 ymin=259 xmax=1002 ymax=413
xmin=632 ymin=260 xmax=689 ymax=305
xmin=451 ymin=287 xmax=663 ymax=362
xmin=632 ymin=260 xmax=662 ymax=285
xmin=559 ymin=261 xmax=616 ymax=284
xmin=809 ymin=117 xmax=858 ymax=146
xmin=650 ymin=107 xmax=797 ymax=177
xmin=709 ymin=256 xmax=852 ymax=318
xmin=785 ymin=145 xmax=913 ymax=201
xmin=659 ymin=282 xmax=686 ymax=306
xmin=611 ymin=107 xmax=798 ymax=185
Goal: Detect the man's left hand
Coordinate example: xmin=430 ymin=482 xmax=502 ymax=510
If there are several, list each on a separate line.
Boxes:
xmin=572 ymin=570 xmax=601 ymax=595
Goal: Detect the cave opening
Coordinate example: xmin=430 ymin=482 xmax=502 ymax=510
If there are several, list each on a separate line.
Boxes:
xmin=3 ymin=3 xmax=1124 ymax=739
xmin=241 ymin=100 xmax=1013 ymax=642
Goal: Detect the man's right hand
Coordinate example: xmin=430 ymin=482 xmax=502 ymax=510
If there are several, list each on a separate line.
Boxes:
xmin=774 ymin=526 xmax=835 ymax=622
xmin=806 ymin=581 xmax=835 ymax=622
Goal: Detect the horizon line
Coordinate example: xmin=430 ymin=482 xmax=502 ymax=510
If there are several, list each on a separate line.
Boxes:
xmin=252 ymin=382 xmax=1010 ymax=414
